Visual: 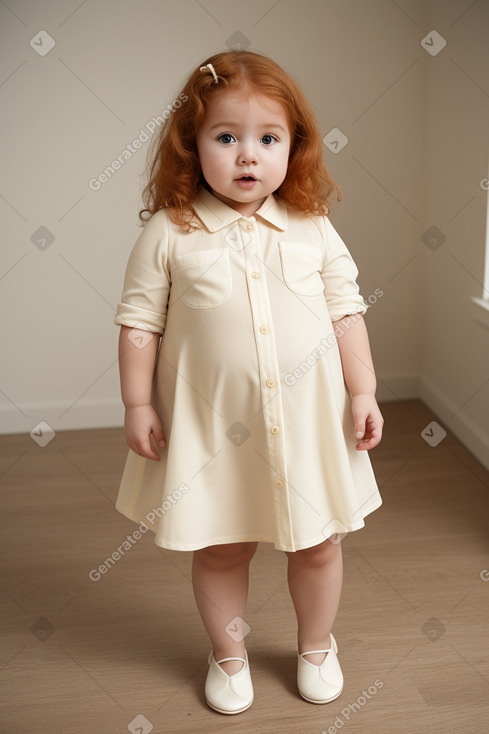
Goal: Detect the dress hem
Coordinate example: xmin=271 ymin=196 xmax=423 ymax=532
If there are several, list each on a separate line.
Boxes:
xmin=115 ymin=496 xmax=382 ymax=553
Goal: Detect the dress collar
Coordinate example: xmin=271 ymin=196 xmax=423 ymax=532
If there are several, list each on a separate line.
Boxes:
xmin=191 ymin=188 xmax=288 ymax=232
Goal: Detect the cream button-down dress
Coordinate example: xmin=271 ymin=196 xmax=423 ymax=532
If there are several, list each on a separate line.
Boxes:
xmin=114 ymin=189 xmax=382 ymax=552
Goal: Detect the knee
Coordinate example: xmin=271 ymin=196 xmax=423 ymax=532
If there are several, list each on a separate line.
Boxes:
xmin=286 ymin=538 xmax=341 ymax=569
xmin=195 ymin=542 xmax=258 ymax=570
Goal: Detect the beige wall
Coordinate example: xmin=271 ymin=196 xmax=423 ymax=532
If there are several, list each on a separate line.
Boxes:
xmin=1 ymin=1 xmax=488 ymax=467
xmin=419 ymin=0 xmax=489 ymax=468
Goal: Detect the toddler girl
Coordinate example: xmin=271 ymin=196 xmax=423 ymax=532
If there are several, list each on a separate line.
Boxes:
xmin=114 ymin=50 xmax=383 ymax=715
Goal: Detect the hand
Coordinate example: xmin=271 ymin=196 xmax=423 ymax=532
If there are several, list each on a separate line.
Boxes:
xmin=124 ymin=405 xmax=166 ymax=461
xmin=351 ymin=394 xmax=383 ymax=451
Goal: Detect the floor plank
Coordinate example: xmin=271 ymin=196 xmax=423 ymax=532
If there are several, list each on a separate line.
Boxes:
xmin=1 ymin=400 xmax=488 ymax=733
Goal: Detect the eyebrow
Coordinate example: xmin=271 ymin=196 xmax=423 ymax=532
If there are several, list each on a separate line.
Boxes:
xmin=207 ymin=122 xmax=288 ymax=132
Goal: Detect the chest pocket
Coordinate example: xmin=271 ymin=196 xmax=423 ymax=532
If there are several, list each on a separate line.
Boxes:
xmin=174 ymin=248 xmax=232 ymax=309
xmin=278 ymin=241 xmax=324 ymax=296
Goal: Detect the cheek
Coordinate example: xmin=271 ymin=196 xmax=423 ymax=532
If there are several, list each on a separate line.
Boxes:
xmin=197 ymin=146 xmax=214 ymax=178
xmin=204 ymin=150 xmax=229 ymax=179
xmin=201 ymin=155 xmax=216 ymax=179
xmin=276 ymin=151 xmax=290 ymax=176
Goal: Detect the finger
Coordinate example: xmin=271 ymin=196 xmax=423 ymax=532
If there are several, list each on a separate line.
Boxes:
xmin=135 ymin=439 xmax=160 ymax=462
xmin=356 ymin=438 xmax=374 ymax=450
xmin=355 ymin=427 xmax=382 ymax=450
xmin=149 ymin=430 xmax=166 ymax=459
xmin=367 ymin=422 xmax=383 ymax=444
xmin=152 ymin=424 xmax=166 ymax=448
xmin=354 ymin=415 xmax=367 ymax=440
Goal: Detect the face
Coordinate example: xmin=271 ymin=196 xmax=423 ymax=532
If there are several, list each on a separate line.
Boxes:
xmin=196 ymin=87 xmax=291 ymax=217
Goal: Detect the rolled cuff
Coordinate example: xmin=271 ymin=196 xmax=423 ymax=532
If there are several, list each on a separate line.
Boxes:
xmin=114 ymin=302 xmax=167 ymax=334
xmin=327 ymin=297 xmax=367 ymax=322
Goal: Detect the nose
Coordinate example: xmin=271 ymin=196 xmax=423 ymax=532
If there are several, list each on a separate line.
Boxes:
xmin=237 ymin=140 xmax=258 ymax=166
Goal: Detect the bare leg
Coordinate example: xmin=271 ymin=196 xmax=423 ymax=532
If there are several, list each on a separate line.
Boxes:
xmin=285 ymin=538 xmax=343 ymax=665
xmin=192 ymin=542 xmax=258 ymax=675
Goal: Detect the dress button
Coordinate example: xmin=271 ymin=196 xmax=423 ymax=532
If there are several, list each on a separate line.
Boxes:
xmin=266 ymin=379 xmax=276 ymax=388
xmin=251 ymin=271 xmax=261 ymax=279
xmin=270 ymin=425 xmax=280 ymax=435
xmin=260 ymin=325 xmax=270 ymax=335
xmin=275 ymin=478 xmax=283 ymax=488
xmin=244 ymin=222 xmax=253 ymax=231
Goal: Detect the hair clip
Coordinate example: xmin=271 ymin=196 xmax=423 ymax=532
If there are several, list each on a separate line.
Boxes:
xmin=199 ymin=63 xmax=219 ymax=84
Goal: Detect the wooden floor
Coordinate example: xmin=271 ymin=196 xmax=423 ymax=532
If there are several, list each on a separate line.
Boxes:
xmin=1 ymin=400 xmax=488 ymax=734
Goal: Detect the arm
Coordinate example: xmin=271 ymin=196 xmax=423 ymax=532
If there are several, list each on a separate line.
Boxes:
xmin=333 ymin=314 xmax=383 ymax=451
xmin=118 ymin=325 xmax=166 ymax=461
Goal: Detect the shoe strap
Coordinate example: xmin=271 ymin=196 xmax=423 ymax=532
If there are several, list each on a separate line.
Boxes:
xmin=301 ymin=633 xmax=337 ymax=658
xmin=215 ymin=655 xmax=246 ymax=665
xmin=300 ymin=648 xmax=331 ymax=658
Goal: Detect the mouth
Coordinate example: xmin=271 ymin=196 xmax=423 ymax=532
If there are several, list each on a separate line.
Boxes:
xmin=236 ymin=174 xmax=257 ymax=181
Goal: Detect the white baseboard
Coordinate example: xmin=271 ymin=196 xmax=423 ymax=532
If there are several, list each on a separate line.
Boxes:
xmin=1 ymin=375 xmax=418 ymax=436
xmin=418 ymin=376 xmax=489 ymax=472
xmin=375 ymin=372 xmax=489 ymax=471
xmin=1 ymin=375 xmax=487 ymax=473
xmin=0 ymin=398 xmax=124 ymax=435
xmin=375 ymin=372 xmax=420 ymax=402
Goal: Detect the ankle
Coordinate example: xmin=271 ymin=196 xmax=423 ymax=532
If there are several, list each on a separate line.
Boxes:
xmin=301 ymin=651 xmax=328 ymax=665
xmin=212 ymin=645 xmax=247 ymax=676
xmin=215 ymin=657 xmax=245 ymax=676
xmin=298 ymin=633 xmax=333 ymax=657
xmin=213 ymin=641 xmax=245 ymax=660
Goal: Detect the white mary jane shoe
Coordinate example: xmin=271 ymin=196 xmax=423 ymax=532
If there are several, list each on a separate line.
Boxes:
xmin=204 ymin=650 xmax=254 ymax=715
xmin=297 ymin=633 xmax=343 ymax=704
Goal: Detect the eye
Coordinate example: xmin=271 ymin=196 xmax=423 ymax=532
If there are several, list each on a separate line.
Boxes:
xmin=261 ymin=134 xmax=278 ymax=145
xmin=217 ymin=133 xmax=236 ymax=144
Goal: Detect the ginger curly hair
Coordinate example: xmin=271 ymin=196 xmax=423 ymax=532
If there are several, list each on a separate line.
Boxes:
xmin=140 ymin=50 xmax=341 ymax=229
